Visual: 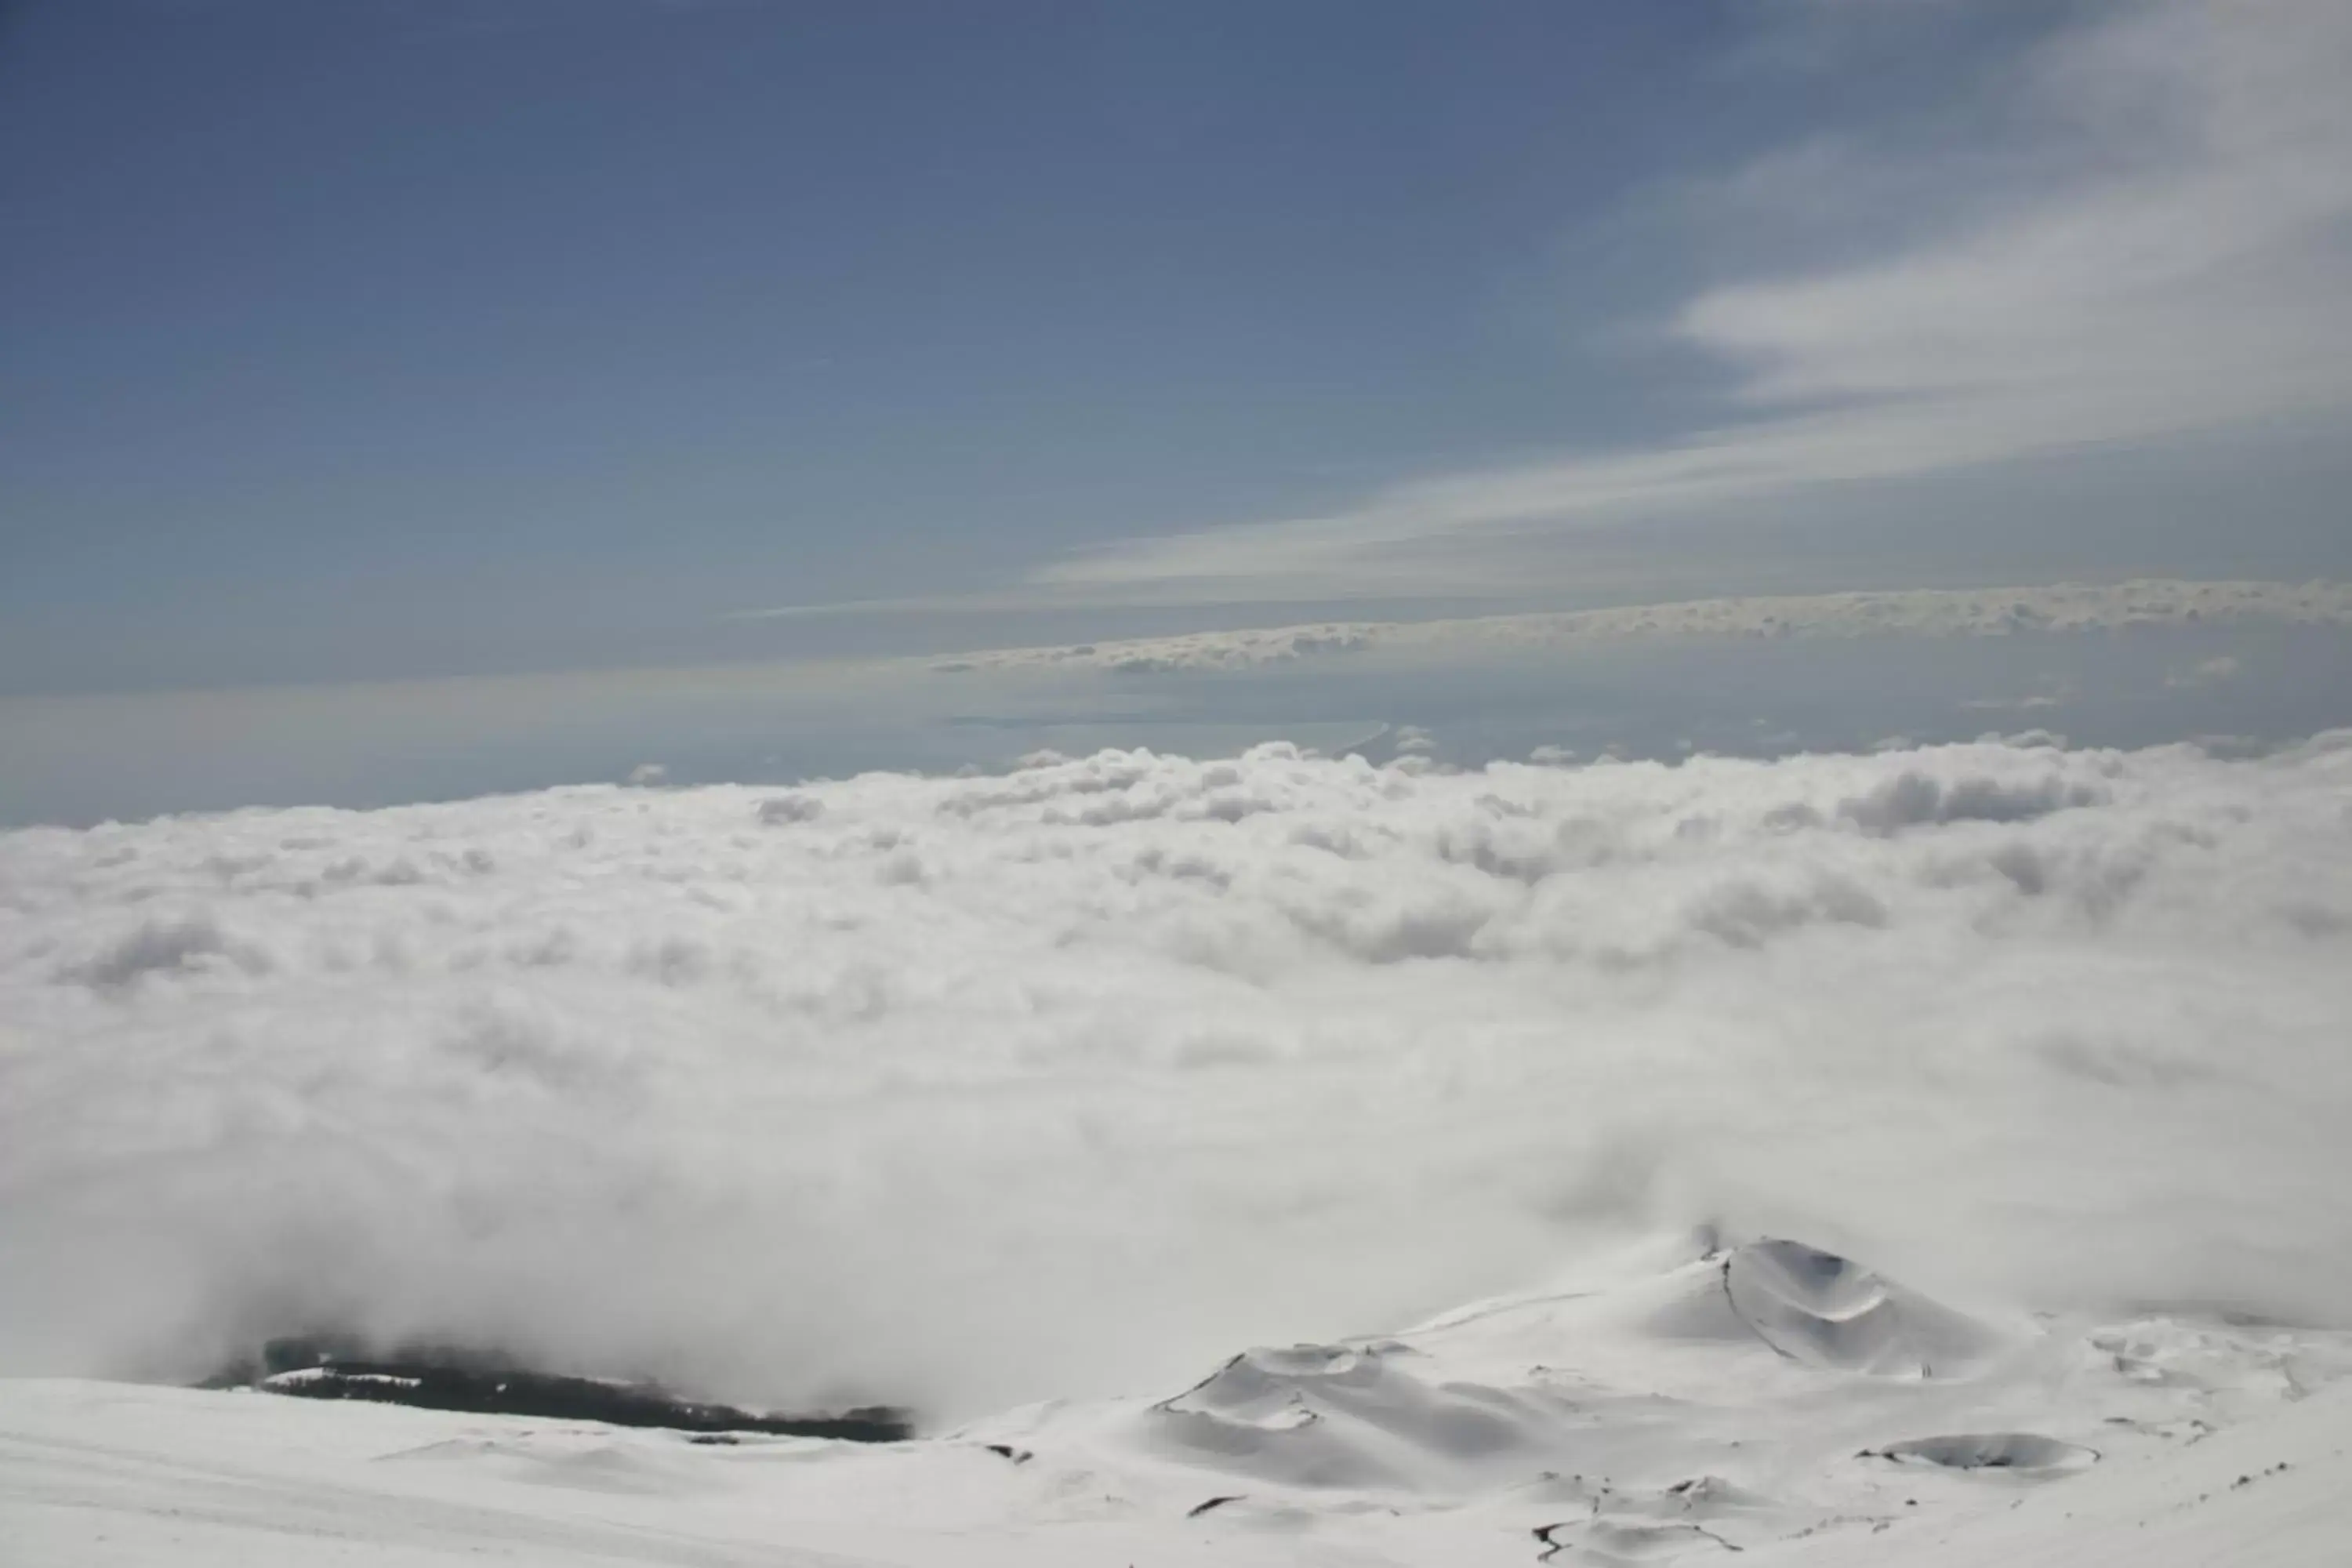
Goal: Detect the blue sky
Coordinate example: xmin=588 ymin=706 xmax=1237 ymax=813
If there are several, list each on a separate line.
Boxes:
xmin=13 ymin=0 xmax=2348 ymax=694
xmin=4 ymin=0 xmax=2352 ymax=819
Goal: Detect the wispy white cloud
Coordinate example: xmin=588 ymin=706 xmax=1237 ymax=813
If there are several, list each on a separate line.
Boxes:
xmin=925 ymin=579 xmax=2352 ymax=677
xmin=1007 ymin=0 xmax=2352 ymax=604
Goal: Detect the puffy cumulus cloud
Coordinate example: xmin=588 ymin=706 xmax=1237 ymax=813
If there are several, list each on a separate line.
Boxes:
xmin=932 ymin=578 xmax=2352 ymax=677
xmin=4 ymin=736 xmax=2352 ymax=1421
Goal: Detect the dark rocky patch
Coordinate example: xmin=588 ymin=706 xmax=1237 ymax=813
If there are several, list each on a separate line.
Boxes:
xmin=205 ymin=1334 xmax=912 ymax=1443
xmin=1859 ymin=1432 xmax=2094 ymax=1473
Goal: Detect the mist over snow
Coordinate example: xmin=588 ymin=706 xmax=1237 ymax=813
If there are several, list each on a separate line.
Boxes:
xmin=5 ymin=735 xmax=2351 ymax=1424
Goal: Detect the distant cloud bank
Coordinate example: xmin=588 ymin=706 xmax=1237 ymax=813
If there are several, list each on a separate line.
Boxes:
xmin=931 ymin=577 xmax=2352 ymax=675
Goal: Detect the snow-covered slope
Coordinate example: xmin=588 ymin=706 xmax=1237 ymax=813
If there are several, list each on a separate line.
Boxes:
xmin=8 ymin=1232 xmax=2348 ymax=1566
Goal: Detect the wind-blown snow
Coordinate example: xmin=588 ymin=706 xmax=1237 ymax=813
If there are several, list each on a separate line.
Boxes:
xmin=5 ymin=735 xmax=2352 ymax=1420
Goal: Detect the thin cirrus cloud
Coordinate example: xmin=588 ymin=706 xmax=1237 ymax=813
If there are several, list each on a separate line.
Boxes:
xmin=920 ymin=579 xmax=2352 ymax=677
xmin=1001 ymin=0 xmax=2352 ymax=607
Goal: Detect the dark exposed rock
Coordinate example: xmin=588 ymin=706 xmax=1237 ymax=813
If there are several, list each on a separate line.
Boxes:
xmin=206 ymin=1334 xmax=912 ymax=1443
xmin=1859 ymin=1432 xmax=2095 ymax=1473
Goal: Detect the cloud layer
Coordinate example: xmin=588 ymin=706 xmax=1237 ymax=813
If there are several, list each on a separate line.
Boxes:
xmin=928 ymin=577 xmax=2352 ymax=675
xmin=5 ymin=735 xmax=2352 ymax=1420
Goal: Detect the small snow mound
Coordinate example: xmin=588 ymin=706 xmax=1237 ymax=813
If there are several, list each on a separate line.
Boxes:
xmin=1610 ymin=1475 xmax=1780 ymax=1523
xmin=1178 ymin=1492 xmax=1329 ymax=1529
xmin=1725 ymin=1239 xmax=2013 ymax=1377
xmin=1193 ymin=1344 xmax=1379 ymax=1394
xmin=377 ymin=1433 xmax=711 ymax=1497
xmin=1537 ymin=1519 xmax=1740 ymax=1563
xmin=1505 ymin=1471 xmax=1609 ymax=1507
xmin=1533 ymin=1475 xmax=1797 ymax=1560
xmin=1865 ymin=1432 xmax=2096 ymax=1473
xmin=1147 ymin=1342 xmax=1561 ymax=1491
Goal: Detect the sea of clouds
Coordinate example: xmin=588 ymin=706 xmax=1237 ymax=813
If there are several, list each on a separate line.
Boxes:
xmin=5 ymin=735 xmax=2351 ymax=1422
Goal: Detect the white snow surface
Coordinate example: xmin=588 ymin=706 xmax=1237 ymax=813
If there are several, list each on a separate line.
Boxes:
xmin=5 ymin=734 xmax=2352 ymax=1434
xmin=6 ymin=1232 xmax=2352 ymax=1565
